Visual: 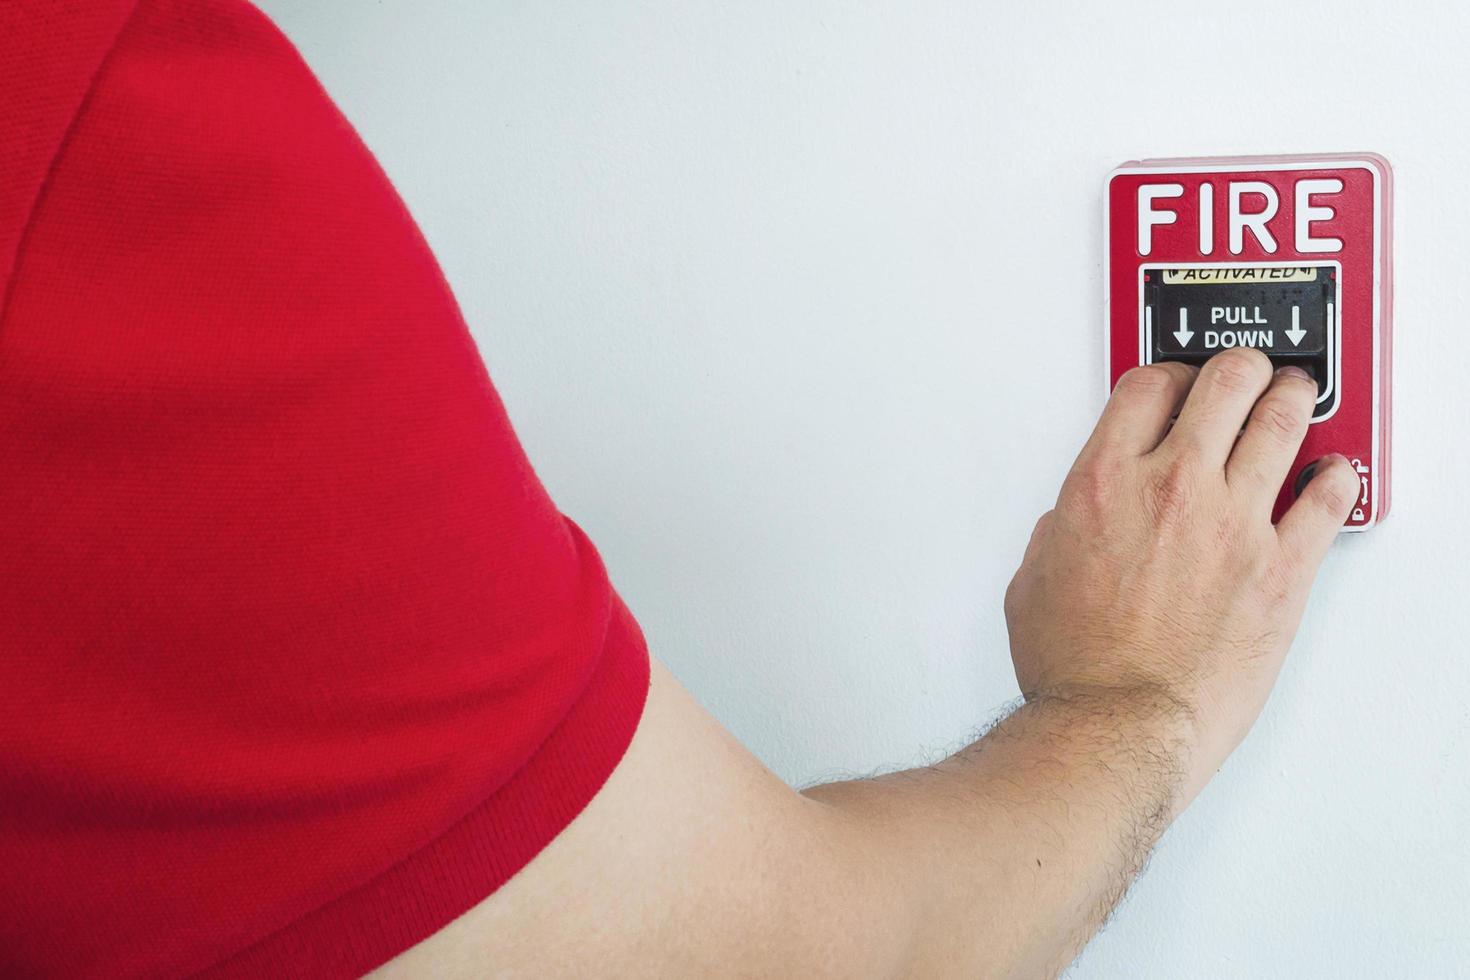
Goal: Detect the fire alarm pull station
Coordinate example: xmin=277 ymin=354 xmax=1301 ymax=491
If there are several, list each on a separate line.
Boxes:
xmin=1105 ymin=154 xmax=1393 ymax=530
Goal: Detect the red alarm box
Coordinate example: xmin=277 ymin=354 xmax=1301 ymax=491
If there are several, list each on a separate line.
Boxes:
xmin=1105 ymin=154 xmax=1393 ymax=530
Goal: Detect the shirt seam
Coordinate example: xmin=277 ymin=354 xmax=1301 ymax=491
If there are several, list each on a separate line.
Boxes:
xmin=0 ymin=0 xmax=144 ymax=338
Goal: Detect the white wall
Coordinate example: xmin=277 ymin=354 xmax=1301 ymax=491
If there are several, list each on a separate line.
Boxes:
xmin=259 ymin=2 xmax=1469 ymax=975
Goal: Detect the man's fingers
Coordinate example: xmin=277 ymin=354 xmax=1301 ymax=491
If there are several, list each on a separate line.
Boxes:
xmin=1225 ymin=366 xmax=1319 ymax=512
xmin=1086 ymin=362 xmax=1198 ymax=458
xmin=1276 ymin=454 xmax=1359 ymax=565
xmin=1164 ymin=348 xmax=1274 ymax=466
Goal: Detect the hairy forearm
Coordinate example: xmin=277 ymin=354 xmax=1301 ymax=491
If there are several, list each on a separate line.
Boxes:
xmin=801 ymin=685 xmax=1197 ymax=978
xmin=374 ymin=663 xmax=1209 ymax=980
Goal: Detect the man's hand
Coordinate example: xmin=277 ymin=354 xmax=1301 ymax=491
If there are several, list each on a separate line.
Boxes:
xmin=374 ymin=347 xmax=1358 ymax=980
xmin=1006 ymin=348 xmax=1359 ymax=804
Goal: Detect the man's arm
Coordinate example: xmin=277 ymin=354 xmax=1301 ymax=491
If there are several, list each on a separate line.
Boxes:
xmin=372 ymin=348 xmax=1359 ymax=979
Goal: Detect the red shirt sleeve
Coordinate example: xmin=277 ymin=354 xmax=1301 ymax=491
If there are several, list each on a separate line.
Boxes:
xmin=0 ymin=1 xmax=650 ymax=976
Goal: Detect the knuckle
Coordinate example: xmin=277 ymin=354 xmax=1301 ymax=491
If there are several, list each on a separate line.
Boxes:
xmin=1143 ymin=456 xmax=1198 ymax=525
xmin=1064 ymin=458 xmax=1124 ymax=515
xmin=1206 ymin=348 xmax=1271 ymax=394
xmin=1252 ymin=397 xmax=1307 ymax=442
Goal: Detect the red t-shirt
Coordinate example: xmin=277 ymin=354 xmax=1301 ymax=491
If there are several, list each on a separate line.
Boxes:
xmin=0 ymin=1 xmax=650 ymax=976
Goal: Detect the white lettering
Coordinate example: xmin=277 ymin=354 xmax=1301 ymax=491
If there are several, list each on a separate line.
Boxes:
xmin=1134 ymin=178 xmax=1346 ymax=255
xmin=1199 ymin=182 xmax=1214 ymax=255
xmin=1295 ymin=178 xmax=1344 ymax=253
xmin=1137 ymin=184 xmax=1184 ymax=256
xmin=1229 ymin=182 xmax=1280 ymax=254
xmin=1209 ymin=306 xmax=1269 ymax=325
xmin=1204 ymin=329 xmax=1275 ymax=349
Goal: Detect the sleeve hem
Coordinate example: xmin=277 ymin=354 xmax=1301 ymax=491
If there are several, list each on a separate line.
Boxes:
xmin=192 ymin=594 xmax=652 ymax=980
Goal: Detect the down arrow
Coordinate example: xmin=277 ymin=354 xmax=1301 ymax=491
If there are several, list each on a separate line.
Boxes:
xmin=1285 ymin=305 xmax=1307 ymax=346
xmin=1174 ymin=308 xmax=1195 ymax=347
